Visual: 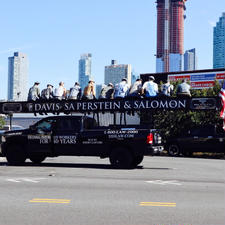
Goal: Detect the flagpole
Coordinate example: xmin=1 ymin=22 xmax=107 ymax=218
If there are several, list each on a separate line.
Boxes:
xmin=219 ymin=80 xmax=225 ymax=130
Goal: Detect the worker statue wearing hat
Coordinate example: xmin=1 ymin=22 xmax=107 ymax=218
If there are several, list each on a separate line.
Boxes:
xmin=99 ymin=83 xmax=114 ymax=99
xmin=27 ymin=82 xmax=41 ymax=101
xmin=142 ymin=76 xmax=158 ymax=97
xmin=82 ymin=79 xmax=96 ymax=100
xmin=41 ymin=84 xmax=54 ymax=100
xmin=114 ymin=78 xmax=130 ymax=99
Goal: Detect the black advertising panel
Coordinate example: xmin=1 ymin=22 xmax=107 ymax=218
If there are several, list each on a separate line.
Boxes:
xmin=0 ymin=97 xmax=220 ymax=115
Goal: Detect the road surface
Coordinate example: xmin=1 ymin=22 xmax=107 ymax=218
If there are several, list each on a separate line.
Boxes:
xmin=0 ymin=156 xmax=224 ymax=225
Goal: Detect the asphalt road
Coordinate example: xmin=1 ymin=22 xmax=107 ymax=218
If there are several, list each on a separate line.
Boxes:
xmin=0 ymin=156 xmax=224 ymax=225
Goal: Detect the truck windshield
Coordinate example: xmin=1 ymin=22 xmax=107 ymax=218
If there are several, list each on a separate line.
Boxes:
xmin=36 ymin=119 xmax=55 ymax=132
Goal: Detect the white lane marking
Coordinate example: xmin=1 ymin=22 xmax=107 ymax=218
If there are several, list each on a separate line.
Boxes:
xmin=6 ymin=178 xmax=46 ymax=183
xmin=7 ymin=179 xmax=20 ymax=183
xmin=146 ymin=180 xmax=182 ymax=185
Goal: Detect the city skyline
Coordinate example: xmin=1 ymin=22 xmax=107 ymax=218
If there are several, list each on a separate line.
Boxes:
xmin=0 ymin=0 xmax=225 ymax=99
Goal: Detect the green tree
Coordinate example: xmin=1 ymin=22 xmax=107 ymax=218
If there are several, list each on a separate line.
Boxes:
xmin=0 ymin=116 xmax=5 ymax=129
xmin=153 ymin=80 xmax=223 ymax=138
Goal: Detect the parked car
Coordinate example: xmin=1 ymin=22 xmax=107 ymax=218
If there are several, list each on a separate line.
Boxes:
xmin=165 ymin=125 xmax=225 ymax=156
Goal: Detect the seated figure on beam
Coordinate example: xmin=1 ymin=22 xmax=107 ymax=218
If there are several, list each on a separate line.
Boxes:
xmin=176 ymin=79 xmax=191 ymax=98
xmin=142 ymin=76 xmax=158 ymax=98
xmin=114 ymin=78 xmax=130 ymax=99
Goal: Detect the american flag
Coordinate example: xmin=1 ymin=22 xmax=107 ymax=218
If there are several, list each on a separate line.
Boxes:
xmin=219 ymin=80 xmax=225 ymax=130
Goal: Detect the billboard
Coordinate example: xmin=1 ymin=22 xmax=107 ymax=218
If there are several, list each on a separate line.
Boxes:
xmin=168 ymin=71 xmax=225 ymax=89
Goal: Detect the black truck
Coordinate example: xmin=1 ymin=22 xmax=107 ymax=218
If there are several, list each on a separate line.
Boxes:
xmin=1 ymin=115 xmax=163 ymax=168
xmin=166 ymin=125 xmax=225 ymax=156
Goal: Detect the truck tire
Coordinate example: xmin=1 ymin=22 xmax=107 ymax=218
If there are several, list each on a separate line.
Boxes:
xmin=168 ymin=144 xmax=180 ymax=157
xmin=29 ymin=154 xmax=46 ymax=164
xmin=133 ymin=155 xmax=144 ymax=167
xmin=6 ymin=144 xmax=26 ymax=165
xmin=109 ymin=147 xmax=133 ymax=169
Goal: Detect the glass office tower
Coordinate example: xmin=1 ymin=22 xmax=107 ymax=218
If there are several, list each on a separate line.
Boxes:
xmin=78 ymin=53 xmax=92 ymax=91
xmin=213 ymin=13 xmax=225 ymax=69
xmin=184 ymin=48 xmax=197 ymax=71
xmin=8 ymin=52 xmax=28 ymax=101
xmin=104 ymin=60 xmax=132 ymax=86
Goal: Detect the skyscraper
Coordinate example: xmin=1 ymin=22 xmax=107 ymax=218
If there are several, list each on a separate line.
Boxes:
xmin=184 ymin=48 xmax=197 ymax=71
xmin=213 ymin=13 xmax=225 ymax=69
xmin=78 ymin=53 xmax=92 ymax=90
xmin=104 ymin=60 xmax=131 ymax=86
xmin=8 ymin=52 xmax=28 ymax=101
xmin=156 ymin=0 xmax=187 ymax=72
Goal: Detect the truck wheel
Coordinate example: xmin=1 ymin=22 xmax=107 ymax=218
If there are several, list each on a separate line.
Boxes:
xmin=6 ymin=144 xmax=26 ymax=165
xmin=29 ymin=154 xmax=46 ymax=164
xmin=168 ymin=144 xmax=180 ymax=157
xmin=133 ymin=155 xmax=144 ymax=167
xmin=109 ymin=147 xmax=133 ymax=169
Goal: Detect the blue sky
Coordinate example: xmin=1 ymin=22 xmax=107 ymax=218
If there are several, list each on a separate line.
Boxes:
xmin=0 ymin=0 xmax=224 ymax=99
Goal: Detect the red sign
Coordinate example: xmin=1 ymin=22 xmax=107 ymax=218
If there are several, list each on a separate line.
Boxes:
xmin=168 ymin=75 xmax=190 ymax=81
xmin=216 ymin=73 xmax=225 ymax=80
xmin=191 ymin=81 xmax=215 ymax=89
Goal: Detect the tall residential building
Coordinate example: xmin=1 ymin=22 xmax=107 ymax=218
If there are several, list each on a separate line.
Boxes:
xmin=78 ymin=53 xmax=92 ymax=90
xmin=184 ymin=48 xmax=197 ymax=71
xmin=104 ymin=60 xmax=132 ymax=86
xmin=8 ymin=52 xmax=28 ymax=101
xmin=156 ymin=0 xmax=187 ymax=72
xmin=213 ymin=13 xmax=225 ymax=69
